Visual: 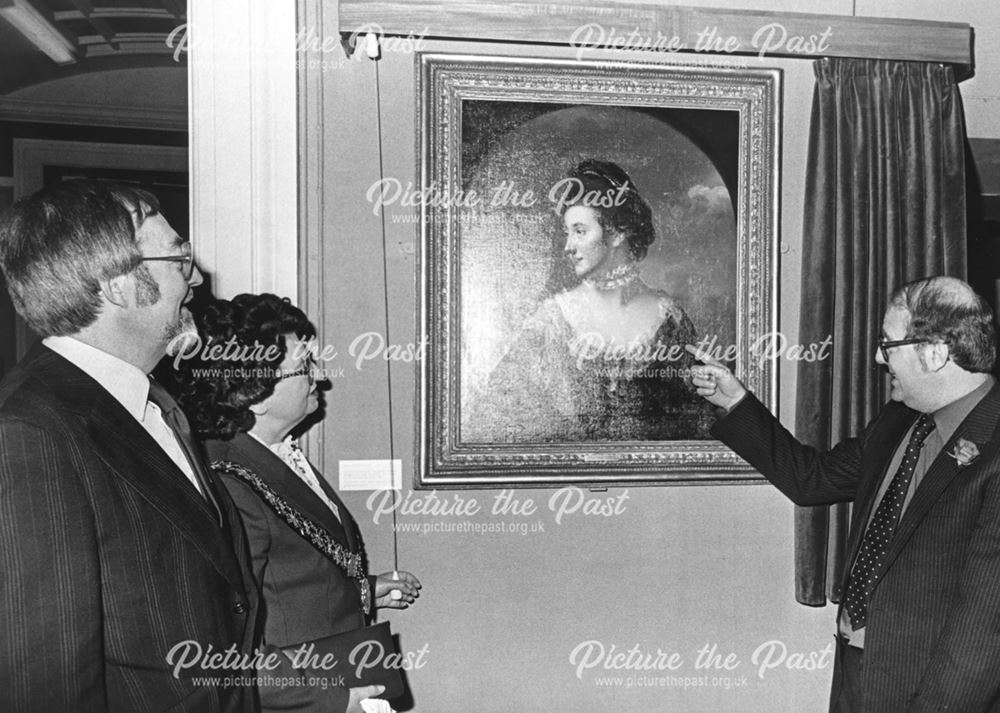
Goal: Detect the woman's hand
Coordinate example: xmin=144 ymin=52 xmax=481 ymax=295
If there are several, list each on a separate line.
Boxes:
xmin=374 ymin=571 xmax=421 ymax=610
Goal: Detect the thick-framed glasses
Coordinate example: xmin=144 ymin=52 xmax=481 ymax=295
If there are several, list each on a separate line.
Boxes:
xmin=140 ymin=242 xmax=195 ymax=280
xmin=877 ymin=337 xmax=926 ymax=361
xmin=276 ymin=366 xmax=315 ymax=383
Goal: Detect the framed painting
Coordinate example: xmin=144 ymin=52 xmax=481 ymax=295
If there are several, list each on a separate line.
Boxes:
xmin=415 ymin=53 xmax=780 ymax=487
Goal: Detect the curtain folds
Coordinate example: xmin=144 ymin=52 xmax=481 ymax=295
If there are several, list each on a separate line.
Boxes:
xmin=793 ymin=58 xmax=967 ymax=606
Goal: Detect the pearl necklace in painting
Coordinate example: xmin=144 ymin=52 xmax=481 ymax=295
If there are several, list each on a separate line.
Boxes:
xmin=584 ymin=262 xmax=640 ymax=291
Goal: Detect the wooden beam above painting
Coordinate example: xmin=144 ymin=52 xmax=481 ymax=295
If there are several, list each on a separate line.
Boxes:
xmin=338 ymin=1 xmax=973 ymax=77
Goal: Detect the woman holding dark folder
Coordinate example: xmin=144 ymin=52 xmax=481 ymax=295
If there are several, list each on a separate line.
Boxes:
xmin=177 ymin=293 xmax=420 ymax=713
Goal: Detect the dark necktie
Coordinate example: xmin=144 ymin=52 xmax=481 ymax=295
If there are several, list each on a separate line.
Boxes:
xmin=843 ymin=413 xmax=936 ymax=630
xmin=147 ymin=379 xmax=223 ymax=526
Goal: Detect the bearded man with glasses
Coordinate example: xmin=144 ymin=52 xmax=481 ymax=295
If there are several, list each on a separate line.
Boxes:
xmin=0 ymin=179 xmax=261 ymax=712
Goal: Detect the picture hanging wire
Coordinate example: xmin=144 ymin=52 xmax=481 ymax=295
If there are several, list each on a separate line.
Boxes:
xmin=367 ymin=32 xmax=401 ymax=574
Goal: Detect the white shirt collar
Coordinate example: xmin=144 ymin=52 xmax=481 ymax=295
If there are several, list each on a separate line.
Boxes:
xmin=43 ymin=335 xmax=150 ymax=420
xmin=249 ymin=431 xmax=298 ymax=460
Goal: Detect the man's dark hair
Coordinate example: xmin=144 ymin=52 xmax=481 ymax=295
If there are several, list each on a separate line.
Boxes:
xmin=0 ymin=179 xmax=160 ymax=336
xmin=890 ymin=276 xmax=997 ymax=373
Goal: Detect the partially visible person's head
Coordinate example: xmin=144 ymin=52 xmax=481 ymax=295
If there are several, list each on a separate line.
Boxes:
xmin=889 ymin=276 xmax=996 ymax=372
xmin=877 ymin=276 xmax=997 ymax=410
xmin=0 ymin=179 xmax=160 ymax=336
xmin=177 ymin=293 xmax=318 ymax=440
xmin=561 ymin=159 xmax=656 ymax=261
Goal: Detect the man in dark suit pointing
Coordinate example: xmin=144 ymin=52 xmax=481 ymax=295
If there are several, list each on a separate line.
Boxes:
xmin=0 ymin=180 xmax=259 ymax=711
xmin=690 ymin=276 xmax=1000 ymax=712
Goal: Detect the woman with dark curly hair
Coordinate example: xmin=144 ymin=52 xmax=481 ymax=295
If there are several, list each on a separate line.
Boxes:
xmin=177 ymin=293 xmax=420 ymax=713
xmin=471 ymin=159 xmax=712 ymax=442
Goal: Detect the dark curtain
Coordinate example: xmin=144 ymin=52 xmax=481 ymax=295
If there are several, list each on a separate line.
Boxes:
xmin=793 ymin=58 xmax=967 ymax=606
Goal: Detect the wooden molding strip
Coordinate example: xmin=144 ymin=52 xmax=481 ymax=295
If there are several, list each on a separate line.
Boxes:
xmin=0 ymin=97 xmax=187 ymax=131
xmin=338 ymin=1 xmax=972 ymax=69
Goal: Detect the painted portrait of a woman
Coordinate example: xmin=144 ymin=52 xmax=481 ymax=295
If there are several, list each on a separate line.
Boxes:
xmin=457 ymin=102 xmax=739 ymax=446
xmin=466 ymin=159 xmax=713 ymax=442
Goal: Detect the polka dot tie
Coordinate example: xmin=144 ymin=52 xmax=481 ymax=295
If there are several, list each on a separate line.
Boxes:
xmin=843 ymin=413 xmax=935 ymax=630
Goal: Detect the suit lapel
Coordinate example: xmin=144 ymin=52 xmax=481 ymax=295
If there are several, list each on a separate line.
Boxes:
xmin=878 ymin=382 xmax=1000 ymax=574
xmin=225 ymin=434 xmax=355 ymax=550
xmin=842 ymin=406 xmax=919 ymax=573
xmin=28 ymin=345 xmax=247 ymax=592
xmin=311 ymin=462 xmax=361 ymax=551
xmin=88 ymin=412 xmax=247 ymax=589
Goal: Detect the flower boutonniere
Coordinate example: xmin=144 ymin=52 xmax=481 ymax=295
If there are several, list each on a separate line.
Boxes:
xmin=948 ymin=438 xmax=980 ymax=467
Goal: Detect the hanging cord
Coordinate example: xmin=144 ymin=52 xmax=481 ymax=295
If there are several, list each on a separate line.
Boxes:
xmin=366 ymin=33 xmax=401 ymax=577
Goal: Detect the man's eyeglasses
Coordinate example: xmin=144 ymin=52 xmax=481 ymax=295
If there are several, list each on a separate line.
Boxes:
xmin=877 ymin=337 xmax=926 ymax=361
xmin=140 ymin=242 xmax=195 ymax=281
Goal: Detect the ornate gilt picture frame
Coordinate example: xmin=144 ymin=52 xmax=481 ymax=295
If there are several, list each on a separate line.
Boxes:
xmin=415 ymin=53 xmax=780 ymax=488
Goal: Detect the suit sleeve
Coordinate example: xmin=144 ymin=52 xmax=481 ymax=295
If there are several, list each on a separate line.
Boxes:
xmin=219 ymin=472 xmax=352 ymax=713
xmin=711 ymin=392 xmax=869 ymax=506
xmin=908 ymin=460 xmax=1000 ymax=712
xmin=0 ymin=417 xmax=106 ymax=711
